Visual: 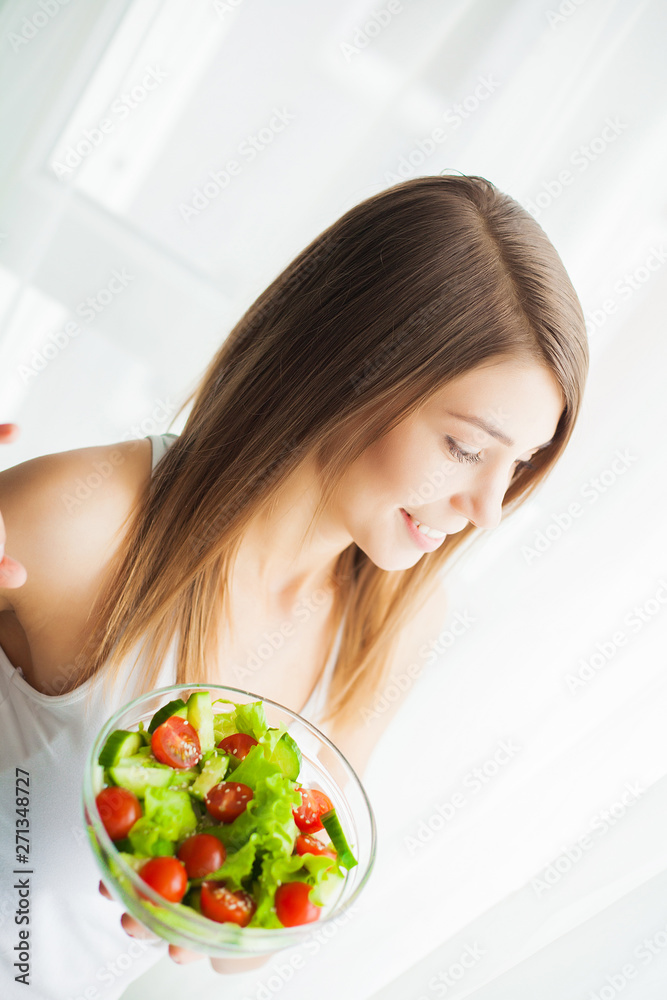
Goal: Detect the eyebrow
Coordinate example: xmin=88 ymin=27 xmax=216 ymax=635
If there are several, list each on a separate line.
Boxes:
xmin=444 ymin=411 xmax=555 ymax=450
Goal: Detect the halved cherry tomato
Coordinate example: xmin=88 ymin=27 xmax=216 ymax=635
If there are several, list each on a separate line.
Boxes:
xmin=200 ymin=880 xmax=256 ymax=926
xmin=205 ymin=781 xmax=253 ymax=823
xmin=292 ymin=787 xmax=334 ymax=834
xmin=310 ymin=789 xmax=333 ymax=819
xmin=294 ymin=834 xmax=337 ymax=861
xmin=217 ymin=732 xmax=259 ymax=761
xmin=151 ymin=716 xmax=202 ymax=769
xmin=177 ymin=833 xmax=226 ymax=879
xmin=139 ymin=856 xmax=188 ymax=903
xmin=95 ymin=787 xmax=142 ymax=841
xmin=275 ymin=881 xmax=321 ymax=927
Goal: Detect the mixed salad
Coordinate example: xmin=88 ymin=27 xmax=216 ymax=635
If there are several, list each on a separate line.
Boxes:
xmin=93 ymin=690 xmax=357 ymax=930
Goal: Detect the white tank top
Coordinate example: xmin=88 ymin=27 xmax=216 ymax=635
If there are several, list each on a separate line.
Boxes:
xmin=0 ymin=433 xmax=343 ymax=1000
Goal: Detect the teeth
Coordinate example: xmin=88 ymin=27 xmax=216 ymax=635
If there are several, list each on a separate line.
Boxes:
xmin=406 ymin=510 xmax=446 ymax=540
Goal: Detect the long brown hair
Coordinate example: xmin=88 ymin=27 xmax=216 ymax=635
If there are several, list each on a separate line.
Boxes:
xmin=78 ymin=174 xmax=588 ymax=728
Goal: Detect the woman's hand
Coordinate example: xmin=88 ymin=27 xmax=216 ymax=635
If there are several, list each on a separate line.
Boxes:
xmin=0 ymin=424 xmax=28 ymax=589
xmin=99 ymin=880 xmax=272 ymax=974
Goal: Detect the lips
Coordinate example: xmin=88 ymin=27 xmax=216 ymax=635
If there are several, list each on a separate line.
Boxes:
xmin=404 ymin=509 xmax=446 ymax=535
xmin=400 ymin=508 xmax=446 ymax=551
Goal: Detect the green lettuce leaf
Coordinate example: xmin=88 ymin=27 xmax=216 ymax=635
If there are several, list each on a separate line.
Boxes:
xmin=143 ymin=786 xmax=198 ymax=841
xmin=127 ymin=817 xmax=175 ymax=857
xmin=212 ymin=709 xmax=239 ymax=745
xmin=211 ymin=699 xmax=269 ymax=742
xmin=258 ymin=723 xmax=289 ymax=755
xmin=208 ymin=772 xmax=300 ymax=854
xmin=233 ymin=701 xmax=269 ymax=740
xmin=193 ymin=839 xmax=257 ymax=892
xmin=223 ymin=743 xmax=283 ymax=789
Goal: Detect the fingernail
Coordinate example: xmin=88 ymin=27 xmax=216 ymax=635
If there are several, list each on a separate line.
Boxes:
xmin=0 ymin=556 xmax=22 ymax=576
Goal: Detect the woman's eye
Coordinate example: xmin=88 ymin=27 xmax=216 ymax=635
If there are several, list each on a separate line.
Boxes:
xmin=445 ymin=436 xmax=538 ymax=473
xmin=445 ymin=437 xmax=482 ymax=465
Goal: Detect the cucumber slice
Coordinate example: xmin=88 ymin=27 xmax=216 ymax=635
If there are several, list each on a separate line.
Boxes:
xmin=267 ymin=732 xmax=302 ymax=780
xmin=120 ymin=752 xmax=163 ymax=766
xmin=186 ymin=690 xmax=215 ymax=753
xmin=98 ymin=729 xmax=143 ymax=767
xmin=320 ymin=809 xmax=358 ymax=869
xmin=224 ymin=753 xmax=241 ymax=774
xmin=190 ymin=752 xmax=230 ymax=800
xmin=168 ymin=767 xmax=200 ymax=790
xmin=147 ymin=698 xmax=187 ymax=734
xmin=108 ymin=762 xmax=174 ymax=797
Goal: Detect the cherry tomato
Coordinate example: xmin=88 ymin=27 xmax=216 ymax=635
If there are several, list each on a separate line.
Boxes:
xmin=310 ymin=790 xmax=333 ymax=818
xmin=217 ymin=732 xmax=259 ymax=761
xmin=294 ymin=834 xmax=337 ymax=861
xmin=200 ymin=880 xmax=256 ymax=926
xmin=177 ymin=833 xmax=226 ymax=879
xmin=95 ymin=787 xmax=142 ymax=841
xmin=274 ymin=881 xmax=321 ymax=927
xmin=205 ymin=781 xmax=254 ymax=823
xmin=292 ymin=787 xmax=333 ymax=834
xmin=151 ymin=716 xmax=202 ymax=769
xmin=139 ymin=856 xmax=188 ymax=903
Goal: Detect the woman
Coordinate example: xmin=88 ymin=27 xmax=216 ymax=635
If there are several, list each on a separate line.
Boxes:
xmin=0 ymin=174 xmax=588 ymax=993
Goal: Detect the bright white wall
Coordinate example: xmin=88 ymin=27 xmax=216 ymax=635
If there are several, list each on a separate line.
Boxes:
xmin=1 ymin=1 xmax=665 ymax=998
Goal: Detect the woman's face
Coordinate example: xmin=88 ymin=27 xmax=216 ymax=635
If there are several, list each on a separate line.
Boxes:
xmin=337 ymin=358 xmax=564 ymax=571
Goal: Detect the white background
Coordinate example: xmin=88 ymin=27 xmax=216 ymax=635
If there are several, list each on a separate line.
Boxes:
xmin=0 ymin=1 xmax=666 ymax=998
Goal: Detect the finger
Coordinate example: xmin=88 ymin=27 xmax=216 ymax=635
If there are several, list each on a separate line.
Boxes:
xmin=0 ymin=556 xmax=27 ymax=588
xmin=210 ymin=953 xmax=271 ymax=974
xmin=120 ymin=911 xmax=158 ymax=940
xmin=99 ymin=880 xmax=113 ymax=900
xmin=0 ymin=423 xmax=26 ymax=590
xmin=99 ymin=883 xmax=158 ymax=942
xmin=168 ymin=944 xmax=203 ymax=964
xmin=0 ymin=424 xmax=18 ymax=443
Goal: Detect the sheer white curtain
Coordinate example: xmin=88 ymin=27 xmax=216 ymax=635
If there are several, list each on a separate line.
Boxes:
xmin=0 ymin=0 xmax=665 ymax=997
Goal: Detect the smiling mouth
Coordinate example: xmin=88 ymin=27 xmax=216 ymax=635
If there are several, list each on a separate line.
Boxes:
xmin=401 ymin=508 xmax=447 ymax=540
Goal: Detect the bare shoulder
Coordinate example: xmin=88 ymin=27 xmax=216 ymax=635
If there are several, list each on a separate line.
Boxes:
xmin=324 ymin=577 xmax=449 ymax=778
xmin=0 ymin=438 xmax=153 ymax=619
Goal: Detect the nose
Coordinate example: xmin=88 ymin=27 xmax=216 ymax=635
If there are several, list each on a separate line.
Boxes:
xmin=449 ymin=467 xmax=507 ymax=531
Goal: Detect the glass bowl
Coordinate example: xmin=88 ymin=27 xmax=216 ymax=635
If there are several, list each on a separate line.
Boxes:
xmin=82 ymin=683 xmax=376 ymax=957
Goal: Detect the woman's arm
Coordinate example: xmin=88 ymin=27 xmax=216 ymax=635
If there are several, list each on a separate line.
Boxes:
xmin=0 ymin=437 xmax=152 ymax=691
